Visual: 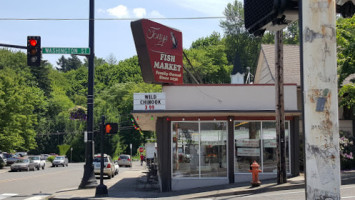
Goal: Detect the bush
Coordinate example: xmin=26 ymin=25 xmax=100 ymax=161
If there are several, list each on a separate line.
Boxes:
xmin=340 ymin=131 xmax=355 ymax=170
xmin=47 ymin=155 xmax=56 ymax=163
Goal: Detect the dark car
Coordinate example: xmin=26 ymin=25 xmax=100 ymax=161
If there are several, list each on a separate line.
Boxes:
xmin=6 ymin=154 xmax=19 ymax=166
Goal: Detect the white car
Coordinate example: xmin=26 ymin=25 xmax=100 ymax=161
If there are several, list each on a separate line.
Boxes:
xmin=93 ymin=154 xmax=116 ymax=179
xmin=28 ymin=155 xmax=45 ymax=170
xmin=52 ymin=156 xmax=68 ymax=167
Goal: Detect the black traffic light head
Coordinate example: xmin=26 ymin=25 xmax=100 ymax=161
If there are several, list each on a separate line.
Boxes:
xmin=244 ymin=0 xmax=298 ymax=36
xmin=27 ymin=36 xmax=41 ymax=66
xmin=105 ymin=123 xmax=118 ymax=134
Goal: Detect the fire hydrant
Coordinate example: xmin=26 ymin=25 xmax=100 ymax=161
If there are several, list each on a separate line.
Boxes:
xmin=249 ymin=161 xmax=262 ymax=187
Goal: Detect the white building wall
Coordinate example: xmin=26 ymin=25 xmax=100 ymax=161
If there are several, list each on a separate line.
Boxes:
xmin=163 ymin=85 xmax=298 ymax=111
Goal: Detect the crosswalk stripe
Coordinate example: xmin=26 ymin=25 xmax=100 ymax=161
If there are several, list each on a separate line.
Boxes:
xmin=24 ymin=195 xmax=50 ymax=200
xmin=0 ymin=193 xmax=18 ymax=200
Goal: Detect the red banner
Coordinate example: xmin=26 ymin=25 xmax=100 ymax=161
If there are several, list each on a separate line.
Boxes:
xmin=131 ymin=19 xmax=183 ymax=84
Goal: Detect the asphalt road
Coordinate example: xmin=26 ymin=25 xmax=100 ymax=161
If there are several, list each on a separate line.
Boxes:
xmin=0 ymin=162 xmax=130 ymax=200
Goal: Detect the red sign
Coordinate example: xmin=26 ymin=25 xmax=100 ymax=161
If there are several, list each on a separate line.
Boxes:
xmin=139 ymin=147 xmax=144 ymax=153
xmin=131 ymin=19 xmax=183 ymax=84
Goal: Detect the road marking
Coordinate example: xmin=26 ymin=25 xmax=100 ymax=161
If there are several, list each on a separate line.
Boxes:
xmin=0 ymin=167 xmax=81 ymax=184
xmin=24 ymin=195 xmax=50 ymax=200
xmin=0 ymin=193 xmax=17 ymax=199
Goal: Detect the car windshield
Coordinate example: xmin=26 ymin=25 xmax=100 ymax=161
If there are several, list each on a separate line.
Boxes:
xmin=55 ymin=157 xmax=64 ymax=160
xmin=16 ymin=159 xmax=29 ymax=163
xmin=93 ymin=157 xmax=108 ymax=162
xmin=29 ymin=156 xmax=40 ymax=160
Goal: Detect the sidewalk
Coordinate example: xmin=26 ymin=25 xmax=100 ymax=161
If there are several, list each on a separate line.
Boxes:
xmin=49 ymin=166 xmax=355 ymax=200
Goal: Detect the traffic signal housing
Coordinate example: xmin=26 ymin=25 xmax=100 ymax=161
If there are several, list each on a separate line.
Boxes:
xmin=27 ymin=36 xmax=41 ymax=66
xmin=105 ymin=123 xmax=118 ymax=134
xmin=244 ymin=0 xmax=298 ymax=36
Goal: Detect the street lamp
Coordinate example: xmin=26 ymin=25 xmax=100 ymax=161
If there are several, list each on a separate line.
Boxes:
xmin=78 ymin=0 xmax=97 ymax=189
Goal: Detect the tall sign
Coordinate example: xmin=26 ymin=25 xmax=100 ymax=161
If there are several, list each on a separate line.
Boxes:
xmin=131 ymin=19 xmax=183 ymax=85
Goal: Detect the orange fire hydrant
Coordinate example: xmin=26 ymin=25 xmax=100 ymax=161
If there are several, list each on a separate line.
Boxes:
xmin=249 ymin=161 xmax=262 ymax=187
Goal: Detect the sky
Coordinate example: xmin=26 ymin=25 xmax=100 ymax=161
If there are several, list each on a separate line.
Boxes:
xmin=0 ymin=0 xmax=232 ymax=67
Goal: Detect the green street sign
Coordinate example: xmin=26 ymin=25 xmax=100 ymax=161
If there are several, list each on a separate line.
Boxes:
xmin=42 ymin=47 xmax=90 ymax=55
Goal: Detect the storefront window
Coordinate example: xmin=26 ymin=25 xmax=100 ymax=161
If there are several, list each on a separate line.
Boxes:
xmin=172 ymin=122 xmax=199 ymax=177
xmin=234 ymin=122 xmax=261 ymax=173
xmin=200 ymin=122 xmax=227 ymax=177
xmin=234 ymin=121 xmax=290 ymax=173
xmin=262 ymin=122 xmax=277 ymax=172
xmin=172 ymin=121 xmax=228 ymax=178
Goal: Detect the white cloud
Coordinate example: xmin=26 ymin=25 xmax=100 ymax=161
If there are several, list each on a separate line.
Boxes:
xmin=149 ymin=10 xmax=164 ymax=18
xmin=103 ymin=5 xmax=165 ymax=19
xmin=133 ymin=8 xmax=146 ymax=18
xmin=107 ymin=5 xmax=130 ymax=18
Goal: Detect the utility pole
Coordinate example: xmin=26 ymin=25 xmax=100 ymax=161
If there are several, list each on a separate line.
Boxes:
xmin=79 ymin=0 xmax=97 ymax=189
xmin=301 ymin=0 xmax=340 ymax=199
xmin=275 ymin=30 xmax=286 ymax=184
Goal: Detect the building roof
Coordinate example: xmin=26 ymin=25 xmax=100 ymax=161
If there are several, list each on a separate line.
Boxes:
xmin=255 ymin=44 xmax=300 ymax=86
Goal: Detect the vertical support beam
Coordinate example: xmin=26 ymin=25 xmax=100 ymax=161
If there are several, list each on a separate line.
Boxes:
xmin=302 ymin=0 xmax=340 ymax=199
xmin=228 ymin=116 xmax=235 ymax=183
xmin=156 ymin=117 xmax=172 ymax=192
xmin=79 ymin=0 xmax=97 ymax=189
xmin=291 ymin=117 xmax=300 ymax=177
xmin=275 ymin=30 xmax=287 ymax=184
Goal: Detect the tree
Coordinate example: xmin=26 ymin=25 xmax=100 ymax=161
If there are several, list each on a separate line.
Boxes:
xmin=0 ymin=67 xmax=46 ymax=152
xmin=337 ymin=15 xmax=355 ymax=86
xmin=56 ymin=55 xmax=83 ymax=72
xmin=184 ymin=33 xmax=232 ymax=84
xmin=220 ymin=0 xmax=262 ymax=74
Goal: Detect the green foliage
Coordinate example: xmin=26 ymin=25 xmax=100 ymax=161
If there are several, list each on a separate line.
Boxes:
xmin=339 ymin=83 xmax=355 ymax=109
xmin=47 ymin=155 xmax=56 ymax=163
xmin=337 ymin=15 xmax=355 ymax=85
xmin=58 ymin=144 xmax=71 ymax=156
xmin=219 ymin=1 xmax=262 ymax=74
xmin=184 ymin=34 xmax=232 ymax=83
xmin=0 ymin=63 xmax=46 ymax=152
xmin=56 ymin=55 xmax=83 ymax=72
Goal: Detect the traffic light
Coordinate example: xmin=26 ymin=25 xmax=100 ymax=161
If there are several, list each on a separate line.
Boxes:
xmin=244 ymin=0 xmax=298 ymax=36
xmin=27 ymin=36 xmax=41 ymax=66
xmin=104 ymin=123 xmax=118 ymax=134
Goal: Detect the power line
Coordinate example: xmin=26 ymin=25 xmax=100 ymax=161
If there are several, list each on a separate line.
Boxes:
xmin=0 ymin=16 xmax=226 ymax=21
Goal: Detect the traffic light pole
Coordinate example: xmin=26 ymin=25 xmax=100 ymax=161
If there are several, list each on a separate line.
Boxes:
xmin=79 ymin=0 xmax=98 ymax=189
xmin=96 ymin=116 xmax=108 ymax=196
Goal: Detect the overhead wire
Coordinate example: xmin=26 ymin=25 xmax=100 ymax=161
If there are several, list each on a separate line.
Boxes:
xmin=0 ymin=16 xmax=226 ymax=21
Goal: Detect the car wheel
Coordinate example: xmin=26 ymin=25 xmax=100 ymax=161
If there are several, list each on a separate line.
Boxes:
xmin=42 ymin=165 xmax=45 ymax=170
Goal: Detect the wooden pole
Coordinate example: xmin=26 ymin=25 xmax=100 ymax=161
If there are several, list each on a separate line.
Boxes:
xmin=275 ymin=30 xmax=287 ymax=184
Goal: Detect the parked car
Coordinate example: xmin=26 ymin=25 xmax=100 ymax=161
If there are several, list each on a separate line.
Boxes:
xmin=10 ymin=158 xmax=37 ymax=172
xmin=93 ymin=154 xmax=116 ymax=179
xmin=0 ymin=156 xmax=5 ymax=169
xmin=52 ymin=156 xmax=68 ymax=167
xmin=6 ymin=154 xmax=19 ymax=166
xmin=28 ymin=155 xmax=45 ymax=170
xmin=15 ymin=152 xmax=27 ymax=157
xmin=0 ymin=153 xmax=6 ymax=166
xmin=117 ymin=154 xmax=132 ymax=167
